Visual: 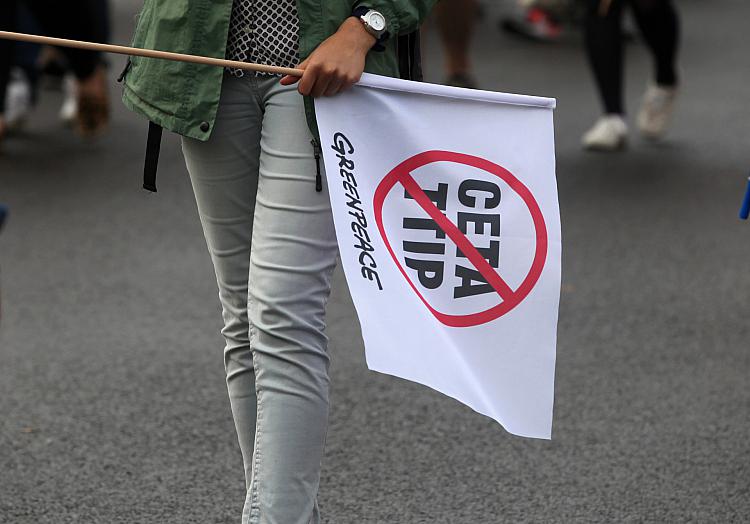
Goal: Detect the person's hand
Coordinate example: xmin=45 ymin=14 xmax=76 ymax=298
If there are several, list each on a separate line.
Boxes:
xmin=280 ymin=17 xmax=376 ymax=97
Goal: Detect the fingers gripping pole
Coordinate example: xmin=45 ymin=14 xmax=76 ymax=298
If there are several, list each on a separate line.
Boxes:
xmin=0 ymin=31 xmax=304 ymax=77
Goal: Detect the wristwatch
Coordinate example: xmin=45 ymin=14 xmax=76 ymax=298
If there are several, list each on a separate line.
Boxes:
xmin=352 ymin=6 xmax=389 ymax=49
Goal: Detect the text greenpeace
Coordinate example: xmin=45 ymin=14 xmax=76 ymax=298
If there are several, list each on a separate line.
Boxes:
xmin=330 ymin=132 xmax=384 ymax=291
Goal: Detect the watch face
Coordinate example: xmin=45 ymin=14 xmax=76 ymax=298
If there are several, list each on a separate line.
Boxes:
xmin=368 ymin=12 xmax=386 ymax=32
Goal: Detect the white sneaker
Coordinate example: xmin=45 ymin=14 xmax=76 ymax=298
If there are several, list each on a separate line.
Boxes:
xmin=59 ymin=74 xmax=78 ymax=126
xmin=637 ymin=84 xmax=678 ymax=140
xmin=582 ymin=115 xmax=628 ymax=151
xmin=4 ymin=69 xmax=32 ymax=130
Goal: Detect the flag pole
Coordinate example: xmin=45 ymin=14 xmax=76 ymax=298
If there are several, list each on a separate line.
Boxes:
xmin=0 ymin=31 xmax=305 ymax=77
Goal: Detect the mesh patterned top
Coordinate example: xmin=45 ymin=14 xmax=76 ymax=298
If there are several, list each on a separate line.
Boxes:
xmin=226 ymin=0 xmax=301 ymax=77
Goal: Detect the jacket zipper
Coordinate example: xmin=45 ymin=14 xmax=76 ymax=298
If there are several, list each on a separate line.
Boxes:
xmin=311 ymin=138 xmax=323 ymax=192
xmin=117 ymin=58 xmax=132 ymax=83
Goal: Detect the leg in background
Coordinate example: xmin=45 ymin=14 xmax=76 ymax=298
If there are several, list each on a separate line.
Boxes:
xmin=15 ymin=4 xmax=42 ymax=102
xmin=25 ymin=0 xmax=100 ymax=79
xmin=87 ymin=0 xmax=111 ymax=46
xmin=629 ymin=0 xmax=679 ymax=87
xmin=0 ymin=0 xmax=18 ymax=120
xmin=581 ymin=0 xmax=629 ymax=150
xmin=27 ymin=0 xmax=109 ymax=135
xmin=434 ymin=0 xmax=479 ymax=87
xmin=584 ymin=0 xmax=626 ymax=115
xmin=631 ymin=0 xmax=680 ymax=138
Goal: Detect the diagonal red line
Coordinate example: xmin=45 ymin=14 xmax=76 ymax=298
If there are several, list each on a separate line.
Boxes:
xmin=398 ymin=173 xmax=515 ymax=301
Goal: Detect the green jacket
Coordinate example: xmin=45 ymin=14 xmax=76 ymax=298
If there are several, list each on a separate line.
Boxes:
xmin=122 ymin=0 xmax=435 ymax=141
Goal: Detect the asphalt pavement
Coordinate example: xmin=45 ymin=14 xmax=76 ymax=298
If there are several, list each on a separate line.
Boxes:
xmin=1 ymin=1 xmax=749 ymax=522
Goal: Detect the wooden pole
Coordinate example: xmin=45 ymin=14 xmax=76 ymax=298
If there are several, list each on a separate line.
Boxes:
xmin=0 ymin=31 xmax=305 ymax=77
xmin=598 ymin=0 xmax=614 ymax=17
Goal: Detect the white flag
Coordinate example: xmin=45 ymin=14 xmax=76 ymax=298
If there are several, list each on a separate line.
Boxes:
xmin=315 ymin=74 xmax=560 ymax=439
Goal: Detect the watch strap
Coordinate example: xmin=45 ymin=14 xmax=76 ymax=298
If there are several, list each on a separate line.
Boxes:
xmin=352 ymin=6 xmax=370 ymax=18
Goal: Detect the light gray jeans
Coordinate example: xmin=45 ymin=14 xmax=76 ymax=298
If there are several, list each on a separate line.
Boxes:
xmin=181 ymin=74 xmax=338 ymax=524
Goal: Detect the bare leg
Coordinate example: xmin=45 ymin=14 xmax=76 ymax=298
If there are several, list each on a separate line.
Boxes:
xmin=434 ymin=0 xmax=478 ymax=86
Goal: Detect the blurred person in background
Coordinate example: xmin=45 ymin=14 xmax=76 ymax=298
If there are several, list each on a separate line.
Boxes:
xmin=0 ymin=0 xmax=110 ymax=145
xmin=432 ymin=0 xmax=575 ymax=89
xmin=58 ymin=0 xmax=110 ymax=126
xmin=581 ymin=0 xmax=680 ymax=150
xmin=433 ymin=0 xmax=479 ymax=88
xmin=2 ymin=4 xmax=40 ymax=132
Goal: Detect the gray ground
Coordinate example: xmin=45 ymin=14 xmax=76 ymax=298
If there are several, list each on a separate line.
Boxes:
xmin=1 ymin=1 xmax=749 ymax=522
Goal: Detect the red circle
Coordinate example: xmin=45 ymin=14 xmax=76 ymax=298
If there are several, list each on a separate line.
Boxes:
xmin=373 ymin=151 xmax=548 ymax=327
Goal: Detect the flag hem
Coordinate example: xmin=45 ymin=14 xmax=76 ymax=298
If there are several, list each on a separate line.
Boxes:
xmin=357 ymin=73 xmax=557 ymax=109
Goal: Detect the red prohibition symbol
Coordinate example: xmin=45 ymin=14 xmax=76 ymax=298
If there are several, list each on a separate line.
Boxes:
xmin=373 ymin=151 xmax=548 ymax=328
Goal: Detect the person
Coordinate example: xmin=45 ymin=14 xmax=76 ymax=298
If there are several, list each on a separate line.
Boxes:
xmin=581 ymin=0 xmax=680 ymax=150
xmin=433 ymin=0 xmax=479 ymax=88
xmin=121 ymin=1 xmax=434 ymax=523
xmin=0 ymin=0 xmax=109 ymax=143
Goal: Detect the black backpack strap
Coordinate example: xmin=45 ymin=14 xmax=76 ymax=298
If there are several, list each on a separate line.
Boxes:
xmin=397 ymin=30 xmax=423 ymax=82
xmin=143 ymin=120 xmax=163 ymax=192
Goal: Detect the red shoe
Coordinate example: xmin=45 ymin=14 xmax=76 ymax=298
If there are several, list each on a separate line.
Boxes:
xmin=501 ymin=7 xmax=563 ymax=42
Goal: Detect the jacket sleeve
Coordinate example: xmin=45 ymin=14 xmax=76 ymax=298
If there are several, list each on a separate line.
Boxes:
xmin=355 ymin=0 xmax=438 ymax=37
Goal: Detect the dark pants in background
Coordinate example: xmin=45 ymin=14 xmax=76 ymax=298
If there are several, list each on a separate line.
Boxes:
xmin=584 ymin=0 xmax=679 ymax=114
